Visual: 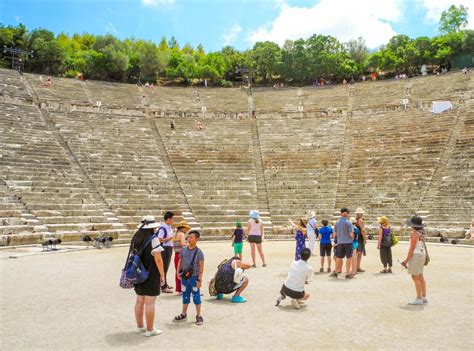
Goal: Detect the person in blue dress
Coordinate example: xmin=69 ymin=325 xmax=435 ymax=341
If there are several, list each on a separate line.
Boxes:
xmin=289 ymin=218 xmax=307 ymax=261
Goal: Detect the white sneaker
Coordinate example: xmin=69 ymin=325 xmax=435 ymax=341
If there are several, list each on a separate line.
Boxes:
xmin=291 ymin=299 xmax=301 ymax=309
xmin=144 ymin=329 xmax=162 ymax=337
xmin=422 ymin=298 xmax=428 ymax=304
xmin=408 ymin=299 xmax=424 ymax=305
xmin=135 ymin=327 xmax=146 ymax=334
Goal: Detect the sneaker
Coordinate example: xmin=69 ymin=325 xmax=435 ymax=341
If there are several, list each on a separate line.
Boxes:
xmin=319 ymin=268 xmax=324 ymax=273
xmin=291 ymin=299 xmax=301 ymax=309
xmin=144 ymin=329 xmax=162 ymax=337
xmin=422 ymin=298 xmax=428 ymax=304
xmin=135 ymin=327 xmax=146 ymax=334
xmin=196 ymin=315 xmax=204 ymax=326
xmin=408 ymin=299 xmax=424 ymax=305
xmin=162 ymin=287 xmax=174 ymax=294
xmin=231 ymin=295 xmax=247 ymax=303
xmin=216 ymin=293 xmax=224 ymax=300
xmin=330 ymin=272 xmax=338 ymax=278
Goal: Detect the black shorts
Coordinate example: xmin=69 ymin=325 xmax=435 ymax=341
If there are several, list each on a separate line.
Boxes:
xmin=280 ymin=284 xmax=305 ymax=300
xmin=248 ymin=235 xmax=262 ymax=244
xmin=357 ymin=242 xmax=366 ymax=255
xmin=335 ymin=243 xmax=353 ymax=259
xmin=320 ymin=243 xmax=332 ymax=257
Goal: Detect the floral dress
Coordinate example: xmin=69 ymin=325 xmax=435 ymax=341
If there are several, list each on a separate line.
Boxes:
xmin=295 ymin=230 xmax=306 ymax=260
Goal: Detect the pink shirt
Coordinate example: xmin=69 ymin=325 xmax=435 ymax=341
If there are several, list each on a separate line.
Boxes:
xmin=248 ymin=219 xmax=263 ymax=236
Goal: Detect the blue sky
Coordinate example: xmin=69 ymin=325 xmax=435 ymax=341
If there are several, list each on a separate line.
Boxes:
xmin=1 ymin=0 xmax=473 ymax=51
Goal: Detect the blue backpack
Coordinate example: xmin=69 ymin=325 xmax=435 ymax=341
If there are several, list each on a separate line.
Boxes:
xmin=121 ymin=234 xmax=156 ymax=287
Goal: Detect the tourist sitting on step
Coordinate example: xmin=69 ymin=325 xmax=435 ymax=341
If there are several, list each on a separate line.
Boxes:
xmin=196 ymin=121 xmax=203 ymax=131
xmin=42 ymin=77 xmax=52 ymax=87
xmin=170 ymin=120 xmax=175 ymax=131
xmin=209 ymin=255 xmax=252 ymax=303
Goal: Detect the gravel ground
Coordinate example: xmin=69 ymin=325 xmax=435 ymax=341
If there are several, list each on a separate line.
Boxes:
xmin=1 ymin=241 xmax=473 ymax=350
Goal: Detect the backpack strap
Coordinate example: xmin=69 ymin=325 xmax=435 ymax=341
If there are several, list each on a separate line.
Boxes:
xmin=136 ymin=234 xmax=157 ymax=256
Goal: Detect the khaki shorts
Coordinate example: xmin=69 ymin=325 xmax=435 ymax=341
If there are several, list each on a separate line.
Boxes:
xmin=408 ymin=254 xmax=425 ymax=275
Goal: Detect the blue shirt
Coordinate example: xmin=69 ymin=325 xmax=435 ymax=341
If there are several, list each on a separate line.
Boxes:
xmin=334 ymin=217 xmax=354 ymax=244
xmin=353 ymin=226 xmax=361 ymax=243
xmin=319 ymin=226 xmax=333 ymax=244
xmin=233 ymin=228 xmax=244 ymax=243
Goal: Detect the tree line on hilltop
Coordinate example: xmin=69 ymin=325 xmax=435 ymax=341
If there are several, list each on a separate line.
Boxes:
xmin=0 ymin=5 xmax=472 ymax=86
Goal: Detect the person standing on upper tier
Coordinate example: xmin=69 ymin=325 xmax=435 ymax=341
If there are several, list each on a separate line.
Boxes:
xmin=306 ymin=210 xmax=318 ymax=256
xmin=331 ymin=208 xmax=355 ymax=279
xmin=246 ymin=210 xmax=266 ymax=268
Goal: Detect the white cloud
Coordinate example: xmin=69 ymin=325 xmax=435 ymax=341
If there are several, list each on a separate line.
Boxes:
xmin=14 ymin=16 xmax=21 ymax=23
xmin=249 ymin=0 xmax=402 ymax=48
xmin=105 ymin=22 xmax=119 ymax=35
xmin=142 ymin=0 xmax=175 ymax=7
xmin=422 ymin=0 xmax=474 ymax=29
xmin=222 ymin=24 xmax=242 ymax=46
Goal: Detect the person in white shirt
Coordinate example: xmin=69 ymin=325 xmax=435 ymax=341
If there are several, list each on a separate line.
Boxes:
xmin=157 ymin=211 xmax=175 ymax=293
xmin=275 ymin=248 xmax=313 ymax=309
xmin=306 ymin=210 xmax=318 ymax=255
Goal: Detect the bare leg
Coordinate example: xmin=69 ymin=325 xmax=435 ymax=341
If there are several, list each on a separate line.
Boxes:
xmin=335 ymin=257 xmax=343 ymax=273
xmin=234 ymin=277 xmax=249 ymax=296
xmin=320 ymin=256 xmax=325 ymax=270
xmin=357 ymin=251 xmax=363 ymax=270
xmin=420 ymin=274 xmax=426 ymax=298
xmin=144 ymin=296 xmax=156 ymax=331
xmin=135 ymin=295 xmax=145 ymax=328
xmin=196 ymin=304 xmax=202 ymax=316
xmin=412 ymin=275 xmax=423 ymax=299
xmin=257 ymin=243 xmax=266 ymax=265
xmin=351 ymin=255 xmax=358 ymax=274
xmin=250 ymin=243 xmax=256 ymax=266
xmin=328 ymin=256 xmax=332 ymax=270
xmin=297 ymin=293 xmax=310 ymax=303
xmin=182 ymin=303 xmax=189 ymax=316
xmin=345 ymin=258 xmax=352 ymax=275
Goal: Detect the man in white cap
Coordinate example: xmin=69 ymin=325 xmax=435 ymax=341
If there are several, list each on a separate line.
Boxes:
xmin=306 ymin=210 xmax=318 ymax=256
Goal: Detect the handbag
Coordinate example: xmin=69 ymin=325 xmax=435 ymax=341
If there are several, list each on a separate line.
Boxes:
xmin=119 ymin=234 xmax=156 ymax=289
xmin=422 ymin=239 xmax=430 ymax=266
xmin=180 ymin=248 xmax=199 ymax=280
xmin=391 ymin=231 xmax=399 ymax=246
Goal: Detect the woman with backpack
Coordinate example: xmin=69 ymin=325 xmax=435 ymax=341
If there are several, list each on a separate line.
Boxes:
xmin=377 ymin=216 xmax=393 ymax=273
xmin=130 ymin=215 xmax=165 ymax=337
xmin=401 ymin=216 xmax=429 ymax=305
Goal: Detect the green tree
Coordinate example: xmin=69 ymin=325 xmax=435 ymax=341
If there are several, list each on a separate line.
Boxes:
xmin=439 ymin=5 xmax=469 ymax=34
xmin=251 ymin=41 xmax=281 ymax=81
xmin=27 ymin=29 xmax=65 ymax=74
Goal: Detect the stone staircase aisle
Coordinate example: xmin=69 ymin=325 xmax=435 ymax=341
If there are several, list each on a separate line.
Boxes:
xmin=250 ymin=120 xmax=273 ymax=233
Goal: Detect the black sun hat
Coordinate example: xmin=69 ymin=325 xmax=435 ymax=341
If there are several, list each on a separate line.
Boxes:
xmin=405 ymin=215 xmax=424 ymax=229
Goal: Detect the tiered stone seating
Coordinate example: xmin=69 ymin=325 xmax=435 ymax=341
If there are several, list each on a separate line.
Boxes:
xmin=336 ymin=107 xmax=459 ymax=229
xmin=0 ymin=68 xmax=32 ymax=102
xmin=411 ymin=73 xmax=472 ymax=101
xmin=257 ymin=115 xmax=344 ymax=227
xmin=0 ymin=103 xmax=125 ymax=243
xmin=419 ymin=100 xmax=474 ymax=236
xmin=155 ymin=118 xmax=263 ymax=234
xmin=253 ymin=88 xmax=300 ymax=113
xmin=147 ymin=87 xmax=200 ymax=112
xmin=84 ymin=80 xmax=141 ymax=108
xmin=303 ymin=85 xmax=348 ymax=110
xmin=48 ymin=111 xmax=193 ymax=229
xmin=353 ymin=80 xmax=405 ymax=107
xmin=197 ymin=88 xmax=248 ymax=114
xmin=23 ymin=73 xmax=89 ymax=104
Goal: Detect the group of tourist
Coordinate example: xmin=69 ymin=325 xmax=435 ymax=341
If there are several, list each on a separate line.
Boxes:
xmin=125 ymin=207 xmax=429 ymax=336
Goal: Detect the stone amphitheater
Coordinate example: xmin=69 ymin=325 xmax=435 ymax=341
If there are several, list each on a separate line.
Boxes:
xmin=1 ymin=68 xmax=473 ymax=246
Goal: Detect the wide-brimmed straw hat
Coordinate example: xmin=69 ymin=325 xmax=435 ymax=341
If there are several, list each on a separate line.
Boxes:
xmin=173 ymin=220 xmax=191 ymax=232
xmin=306 ymin=210 xmax=316 ymax=219
xmin=405 ymin=216 xmax=424 ymax=229
xmin=249 ymin=210 xmax=260 ymax=220
xmin=355 ymin=207 xmax=365 ymax=215
xmin=136 ymin=215 xmax=161 ymax=229
xmin=298 ymin=218 xmax=308 ymax=231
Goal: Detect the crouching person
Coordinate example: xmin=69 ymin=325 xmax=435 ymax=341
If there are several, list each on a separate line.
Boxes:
xmin=276 ymin=248 xmax=313 ymax=309
xmin=173 ymin=230 xmax=205 ymax=325
xmin=209 ymin=256 xmax=252 ymax=303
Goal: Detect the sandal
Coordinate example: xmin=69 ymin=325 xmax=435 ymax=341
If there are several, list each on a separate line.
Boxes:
xmin=173 ymin=314 xmax=187 ymax=322
xmin=252 ymin=264 xmax=256 ymax=268
xmin=196 ymin=315 xmax=204 ymax=326
xmin=380 ymin=269 xmax=388 ymax=274
xmin=357 ymin=268 xmax=365 ymax=273
xmin=387 ymin=268 xmax=392 ymax=273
